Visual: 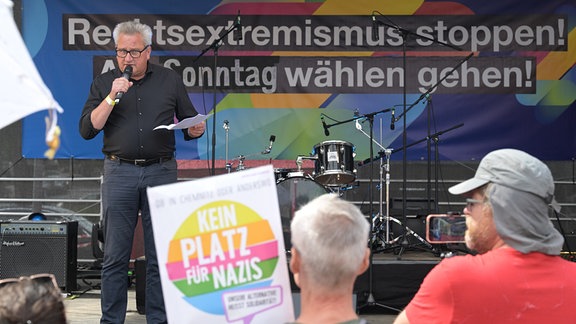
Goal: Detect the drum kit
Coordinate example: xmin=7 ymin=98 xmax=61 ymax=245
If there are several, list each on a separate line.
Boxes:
xmin=222 ymin=120 xmax=430 ymax=255
xmin=226 ymin=139 xmax=423 ymax=254
xmin=275 ymin=140 xmax=356 ymax=251
xmin=225 ymin=136 xmax=359 ymax=251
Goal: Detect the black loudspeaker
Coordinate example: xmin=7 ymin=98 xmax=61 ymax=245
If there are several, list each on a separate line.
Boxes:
xmin=0 ymin=221 xmax=78 ymax=292
xmin=391 ymin=197 xmax=436 ymax=217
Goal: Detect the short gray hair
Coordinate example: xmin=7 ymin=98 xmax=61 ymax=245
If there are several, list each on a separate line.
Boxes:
xmin=291 ymin=194 xmax=369 ymax=289
xmin=112 ymin=20 xmax=152 ymax=46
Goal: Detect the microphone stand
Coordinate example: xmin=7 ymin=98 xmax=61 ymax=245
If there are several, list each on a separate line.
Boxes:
xmin=360 ymin=114 xmax=400 ymax=314
xmin=324 ymin=109 xmax=397 ymax=313
xmin=358 ymin=124 xmax=463 ymax=257
xmin=393 ymin=54 xmax=472 ymax=255
xmin=354 ymin=121 xmax=395 ymax=251
xmin=373 ymin=11 xmax=470 ymax=258
xmin=392 ymin=52 xmax=473 ymax=123
xmin=394 ymin=124 xmax=464 ymax=254
xmin=223 ymin=120 xmax=231 ymax=173
xmin=425 ymin=96 xmax=439 ymax=214
xmin=426 ymin=96 xmax=433 ymax=214
xmin=193 ymin=18 xmax=241 ymax=176
xmin=322 ymin=107 xmax=392 ymax=134
xmin=361 ymin=124 xmax=464 ymax=164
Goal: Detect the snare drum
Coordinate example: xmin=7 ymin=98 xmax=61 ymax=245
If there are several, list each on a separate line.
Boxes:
xmin=312 ymin=140 xmax=356 ymax=186
xmin=276 ymin=175 xmax=328 ymax=251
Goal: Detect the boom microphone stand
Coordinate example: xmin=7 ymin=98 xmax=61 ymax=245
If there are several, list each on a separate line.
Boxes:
xmin=425 ymin=96 xmax=440 ymax=214
xmin=358 ymin=123 xmax=463 ymax=256
xmin=393 ymin=53 xmax=472 ymax=250
xmin=354 ymin=119 xmax=393 ymax=251
xmin=372 ymin=11 xmax=469 ymax=257
xmin=361 ymin=113 xmax=400 ymax=313
xmin=223 ymin=120 xmax=231 ymax=173
xmin=323 ymin=109 xmax=398 ymax=312
xmin=194 ymin=13 xmax=242 ymax=176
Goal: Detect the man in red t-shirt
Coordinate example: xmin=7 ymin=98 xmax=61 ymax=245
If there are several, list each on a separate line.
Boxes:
xmin=394 ymin=149 xmax=576 ymax=324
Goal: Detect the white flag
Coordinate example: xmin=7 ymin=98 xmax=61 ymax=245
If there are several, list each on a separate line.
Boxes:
xmin=0 ymin=0 xmax=63 ymax=133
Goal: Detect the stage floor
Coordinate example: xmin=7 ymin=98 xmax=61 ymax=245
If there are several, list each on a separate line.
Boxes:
xmin=63 ymin=288 xmax=398 ymax=323
xmin=66 ymin=247 xmax=444 ymax=323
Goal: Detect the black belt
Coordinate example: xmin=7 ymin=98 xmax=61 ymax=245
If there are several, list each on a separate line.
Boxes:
xmin=106 ymin=154 xmax=173 ymax=167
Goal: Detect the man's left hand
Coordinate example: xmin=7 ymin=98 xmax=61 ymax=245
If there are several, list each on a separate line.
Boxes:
xmin=187 ymin=121 xmax=206 ymax=138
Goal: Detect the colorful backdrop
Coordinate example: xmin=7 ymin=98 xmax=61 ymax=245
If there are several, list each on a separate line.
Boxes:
xmin=20 ymin=0 xmax=576 ymax=161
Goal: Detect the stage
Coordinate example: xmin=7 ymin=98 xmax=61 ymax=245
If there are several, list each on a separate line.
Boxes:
xmin=286 ymin=246 xmax=448 ymax=313
xmin=355 ymin=251 xmax=441 ymax=312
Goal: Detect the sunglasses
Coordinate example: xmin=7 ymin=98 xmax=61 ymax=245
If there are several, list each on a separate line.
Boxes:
xmin=0 ymin=273 xmax=60 ymax=292
xmin=465 ymin=198 xmax=485 ymax=209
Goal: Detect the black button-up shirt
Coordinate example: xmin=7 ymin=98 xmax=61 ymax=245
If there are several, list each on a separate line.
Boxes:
xmin=79 ymin=63 xmax=200 ymax=159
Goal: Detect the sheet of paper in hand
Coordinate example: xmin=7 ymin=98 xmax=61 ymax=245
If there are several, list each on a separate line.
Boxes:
xmin=153 ymin=113 xmax=211 ymax=130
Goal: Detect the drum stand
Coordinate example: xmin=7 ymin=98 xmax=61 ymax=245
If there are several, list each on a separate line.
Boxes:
xmin=371 ymin=148 xmax=392 ymax=250
xmin=372 ymin=148 xmax=435 ymax=254
xmin=354 ymin=117 xmax=430 ymax=253
xmin=222 ymin=120 xmax=247 ymax=172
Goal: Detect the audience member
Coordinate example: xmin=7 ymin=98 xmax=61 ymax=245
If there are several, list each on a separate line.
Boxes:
xmin=0 ymin=273 xmax=66 ymax=324
xmin=288 ymin=194 xmax=370 ymax=324
xmin=394 ymin=149 xmax=576 ymax=324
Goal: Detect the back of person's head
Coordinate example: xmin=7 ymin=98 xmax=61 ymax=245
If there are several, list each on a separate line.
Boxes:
xmin=0 ymin=275 xmax=66 ymax=324
xmin=291 ymin=194 xmax=369 ymax=291
xmin=449 ymin=148 xmax=563 ymax=255
xmin=113 ymin=19 xmax=152 ymax=46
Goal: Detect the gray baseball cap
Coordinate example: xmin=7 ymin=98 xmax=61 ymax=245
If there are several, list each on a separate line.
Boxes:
xmin=448 ymin=149 xmax=559 ymax=211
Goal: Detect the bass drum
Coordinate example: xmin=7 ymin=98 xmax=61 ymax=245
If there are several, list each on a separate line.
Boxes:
xmin=276 ymin=174 xmax=329 ymax=252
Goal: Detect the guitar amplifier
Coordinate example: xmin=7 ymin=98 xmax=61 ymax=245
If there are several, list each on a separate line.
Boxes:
xmin=0 ymin=220 xmax=78 ymax=292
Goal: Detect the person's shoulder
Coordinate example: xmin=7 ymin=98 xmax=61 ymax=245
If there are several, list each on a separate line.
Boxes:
xmin=147 ymin=62 xmax=181 ymax=80
xmin=436 ymin=252 xmax=479 ymax=269
xmin=430 ymin=250 xmax=505 ymax=277
xmin=549 ymin=253 xmax=576 ymax=270
xmin=93 ymin=68 xmax=117 ymax=82
xmin=148 ymin=62 xmax=177 ymax=74
xmin=437 ymin=248 xmax=559 ymax=274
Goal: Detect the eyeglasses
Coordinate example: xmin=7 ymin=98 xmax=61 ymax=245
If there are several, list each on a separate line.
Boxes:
xmin=465 ymin=198 xmax=484 ymax=210
xmin=0 ymin=273 xmax=59 ymax=291
xmin=115 ymin=45 xmax=150 ymax=58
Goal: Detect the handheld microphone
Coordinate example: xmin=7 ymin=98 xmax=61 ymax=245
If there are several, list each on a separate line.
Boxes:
xmin=372 ymin=15 xmax=379 ymax=41
xmin=115 ymin=65 xmax=133 ymax=103
xmin=262 ymin=135 xmax=276 ymax=154
xmin=234 ymin=11 xmax=242 ymax=41
xmin=390 ymin=108 xmax=395 ymax=130
xmin=321 ymin=117 xmax=330 ymax=136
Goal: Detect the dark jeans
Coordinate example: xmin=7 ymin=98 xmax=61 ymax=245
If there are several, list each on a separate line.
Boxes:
xmin=100 ymin=158 xmax=177 ymax=324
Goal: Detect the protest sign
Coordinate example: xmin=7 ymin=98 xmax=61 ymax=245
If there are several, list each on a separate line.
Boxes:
xmin=147 ymin=165 xmax=294 ymax=323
